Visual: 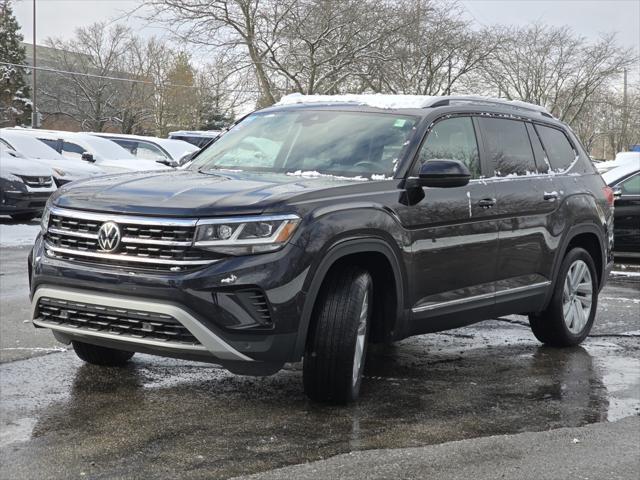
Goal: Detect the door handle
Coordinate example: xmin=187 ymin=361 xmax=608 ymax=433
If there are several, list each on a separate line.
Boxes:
xmin=543 ymin=191 xmax=559 ymax=201
xmin=477 ymin=198 xmax=496 ymax=208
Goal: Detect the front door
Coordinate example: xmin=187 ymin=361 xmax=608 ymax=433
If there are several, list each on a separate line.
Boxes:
xmin=396 ymin=115 xmax=499 ymax=331
xmin=612 ymin=172 xmax=640 ymax=255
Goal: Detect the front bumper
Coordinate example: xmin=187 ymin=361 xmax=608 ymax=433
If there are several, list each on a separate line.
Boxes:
xmin=30 ymin=235 xmax=311 ymax=372
xmin=0 ymin=189 xmax=53 ymax=215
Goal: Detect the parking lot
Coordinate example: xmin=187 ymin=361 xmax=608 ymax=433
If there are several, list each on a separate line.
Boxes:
xmin=1 ymin=220 xmax=639 ymax=479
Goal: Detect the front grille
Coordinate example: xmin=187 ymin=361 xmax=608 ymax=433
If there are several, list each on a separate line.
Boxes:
xmin=44 ymin=208 xmax=221 ymax=271
xmin=19 ymin=175 xmax=53 ymax=188
xmin=36 ymin=297 xmax=200 ymax=345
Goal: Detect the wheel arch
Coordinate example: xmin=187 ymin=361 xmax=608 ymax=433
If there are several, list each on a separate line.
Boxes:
xmin=543 ymin=224 xmax=607 ymax=308
xmin=292 ymin=237 xmax=406 ymax=360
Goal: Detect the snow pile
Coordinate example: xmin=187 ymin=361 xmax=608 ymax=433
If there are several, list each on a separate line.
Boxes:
xmin=0 ymin=223 xmax=40 ymax=247
xmin=276 ymin=93 xmax=439 ymax=109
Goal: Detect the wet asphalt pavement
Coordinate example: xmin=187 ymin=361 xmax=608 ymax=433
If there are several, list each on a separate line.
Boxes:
xmin=0 ymin=244 xmax=639 ymax=479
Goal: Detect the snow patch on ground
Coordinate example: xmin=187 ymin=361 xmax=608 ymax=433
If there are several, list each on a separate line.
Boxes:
xmin=0 ymin=223 xmax=40 ymax=247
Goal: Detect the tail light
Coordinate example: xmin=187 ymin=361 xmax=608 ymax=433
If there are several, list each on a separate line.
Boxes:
xmin=603 ymin=186 xmax=615 ymax=207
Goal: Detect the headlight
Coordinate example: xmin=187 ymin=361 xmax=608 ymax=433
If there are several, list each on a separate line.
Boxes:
xmin=194 ymin=214 xmax=300 ymax=255
xmin=52 ymin=168 xmax=67 ymax=177
xmin=41 ymin=198 xmax=52 ymax=233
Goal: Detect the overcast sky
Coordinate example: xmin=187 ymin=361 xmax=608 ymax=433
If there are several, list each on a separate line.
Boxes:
xmin=13 ymin=0 xmax=640 ymax=74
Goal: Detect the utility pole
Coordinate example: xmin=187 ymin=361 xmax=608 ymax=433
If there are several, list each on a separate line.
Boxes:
xmin=31 ymin=0 xmax=38 ymax=128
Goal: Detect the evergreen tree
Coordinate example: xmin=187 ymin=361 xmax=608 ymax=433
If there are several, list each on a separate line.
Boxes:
xmin=0 ymin=0 xmax=31 ymax=127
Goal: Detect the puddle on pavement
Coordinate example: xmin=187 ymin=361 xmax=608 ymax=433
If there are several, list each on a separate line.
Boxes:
xmin=1 ymin=321 xmax=639 ymax=479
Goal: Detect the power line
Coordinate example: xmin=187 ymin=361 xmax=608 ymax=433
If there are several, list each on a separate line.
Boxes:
xmin=0 ymin=61 xmax=265 ymax=94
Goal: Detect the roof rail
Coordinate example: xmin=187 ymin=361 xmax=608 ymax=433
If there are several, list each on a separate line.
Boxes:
xmin=427 ymin=95 xmax=553 ymax=117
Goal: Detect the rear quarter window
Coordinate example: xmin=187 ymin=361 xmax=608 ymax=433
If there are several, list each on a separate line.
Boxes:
xmin=535 ymin=125 xmax=577 ymax=172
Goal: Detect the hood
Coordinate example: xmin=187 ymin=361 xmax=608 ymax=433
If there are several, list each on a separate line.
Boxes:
xmin=48 ymin=158 xmax=105 ymax=177
xmin=0 ymin=155 xmax=53 ymax=177
xmin=53 ymin=169 xmax=370 ymax=216
xmin=97 ymin=159 xmax=172 ymax=172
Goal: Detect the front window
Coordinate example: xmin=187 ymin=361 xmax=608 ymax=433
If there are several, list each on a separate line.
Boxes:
xmin=189 ymin=110 xmax=417 ymax=178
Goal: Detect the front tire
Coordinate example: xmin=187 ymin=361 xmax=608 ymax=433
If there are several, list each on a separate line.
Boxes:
xmin=72 ymin=341 xmax=135 ymax=366
xmin=529 ymin=247 xmax=598 ymax=347
xmin=303 ymin=266 xmax=373 ymax=404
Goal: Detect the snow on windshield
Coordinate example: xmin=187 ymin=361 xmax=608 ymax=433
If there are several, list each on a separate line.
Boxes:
xmin=80 ymin=135 xmax=135 ymax=160
xmin=1 ymin=131 xmax=64 ymax=160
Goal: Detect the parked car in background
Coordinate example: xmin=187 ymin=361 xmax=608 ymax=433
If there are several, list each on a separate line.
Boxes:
xmin=1 ymin=129 xmax=105 ymax=186
xmin=1 ymin=144 xmax=56 ymax=221
xmin=596 ymin=151 xmax=640 ymax=173
xmin=7 ymin=129 xmax=171 ymax=173
xmin=91 ymin=133 xmax=199 ymax=168
xmin=168 ymin=130 xmax=221 ymax=148
xmin=603 ymin=163 xmax=640 ymax=257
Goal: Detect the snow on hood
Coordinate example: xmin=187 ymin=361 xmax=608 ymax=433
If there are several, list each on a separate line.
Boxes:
xmin=0 ymin=155 xmax=53 ymax=177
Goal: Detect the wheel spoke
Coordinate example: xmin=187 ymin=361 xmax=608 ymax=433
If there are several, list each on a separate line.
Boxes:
xmin=578 ymin=294 xmax=592 ymax=308
xmin=574 ymin=299 xmax=586 ymax=331
xmin=576 ymin=281 xmax=592 ymax=295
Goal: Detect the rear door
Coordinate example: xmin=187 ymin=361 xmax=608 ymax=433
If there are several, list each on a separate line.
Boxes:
xmin=477 ymin=116 xmax=559 ymax=309
xmin=396 ymin=115 xmax=499 ymax=327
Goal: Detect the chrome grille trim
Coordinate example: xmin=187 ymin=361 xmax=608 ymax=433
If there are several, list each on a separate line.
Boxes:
xmin=50 ymin=207 xmax=198 ymax=227
xmin=45 ymin=207 xmax=220 ymax=269
xmin=45 ymin=243 xmax=218 ymax=266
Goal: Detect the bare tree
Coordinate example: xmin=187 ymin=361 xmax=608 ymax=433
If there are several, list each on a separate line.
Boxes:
xmin=43 ymin=23 xmax=133 ymax=131
xmin=143 ymin=0 xmax=294 ymax=106
xmin=359 ymin=0 xmax=502 ymax=96
xmin=480 ymin=24 xmax=636 ymax=124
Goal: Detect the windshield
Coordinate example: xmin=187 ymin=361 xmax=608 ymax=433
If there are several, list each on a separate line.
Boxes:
xmin=189 ymin=110 xmax=417 ymax=178
xmin=79 ymin=135 xmax=135 ymax=160
xmin=2 ymin=131 xmax=64 ymax=160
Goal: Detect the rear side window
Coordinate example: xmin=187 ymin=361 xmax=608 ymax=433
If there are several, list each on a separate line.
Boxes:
xmin=415 ymin=116 xmax=480 ymax=178
xmin=479 ymin=118 xmax=537 ymax=176
xmin=620 ymin=174 xmax=640 ymax=195
xmin=535 ymin=125 xmax=576 ymax=171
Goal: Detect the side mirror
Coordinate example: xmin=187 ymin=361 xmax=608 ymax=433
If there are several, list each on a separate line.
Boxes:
xmin=81 ymin=152 xmax=95 ymax=163
xmin=410 ymin=159 xmax=471 ymax=188
xmin=613 ymin=186 xmax=623 ymax=200
xmin=156 ymin=158 xmax=179 ymax=168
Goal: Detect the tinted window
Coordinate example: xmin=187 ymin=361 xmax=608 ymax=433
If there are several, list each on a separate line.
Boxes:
xmin=479 ymin=118 xmax=536 ymax=176
xmin=62 ymin=141 xmax=85 ymax=159
xmin=39 ymin=138 xmax=62 ymax=153
xmin=415 ymin=117 xmax=480 ymax=178
xmin=621 ymin=174 xmax=640 ymax=195
xmin=536 ymin=125 xmax=576 ymax=171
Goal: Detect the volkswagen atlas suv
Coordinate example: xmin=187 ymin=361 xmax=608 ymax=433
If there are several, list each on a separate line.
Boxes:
xmin=29 ymin=95 xmax=614 ymax=403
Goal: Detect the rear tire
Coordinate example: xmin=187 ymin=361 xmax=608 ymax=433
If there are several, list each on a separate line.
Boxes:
xmin=72 ymin=341 xmax=134 ymax=366
xmin=303 ymin=266 xmax=373 ymax=404
xmin=529 ymin=247 xmax=598 ymax=347
xmin=10 ymin=213 xmax=37 ymax=222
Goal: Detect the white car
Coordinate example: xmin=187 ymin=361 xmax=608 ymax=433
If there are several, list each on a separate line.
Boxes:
xmin=91 ymin=132 xmax=199 ymax=167
xmin=168 ymin=130 xmax=222 ymax=148
xmin=0 ymin=145 xmax=56 ymax=221
xmin=0 ymin=129 xmax=106 ymax=186
xmin=596 ymin=151 xmax=640 ymax=173
xmin=7 ymin=129 xmax=171 ymax=173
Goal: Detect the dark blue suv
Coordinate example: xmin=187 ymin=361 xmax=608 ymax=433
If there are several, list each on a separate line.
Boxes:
xmin=29 ymin=95 xmax=614 ymax=403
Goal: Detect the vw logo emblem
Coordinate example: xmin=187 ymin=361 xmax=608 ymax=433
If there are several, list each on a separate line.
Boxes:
xmin=97 ymin=221 xmax=121 ymax=252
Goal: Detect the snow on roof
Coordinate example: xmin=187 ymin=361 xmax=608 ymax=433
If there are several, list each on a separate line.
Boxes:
xmin=276 ymin=93 xmax=439 ymax=109
xmin=275 ymin=93 xmax=551 ymax=114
